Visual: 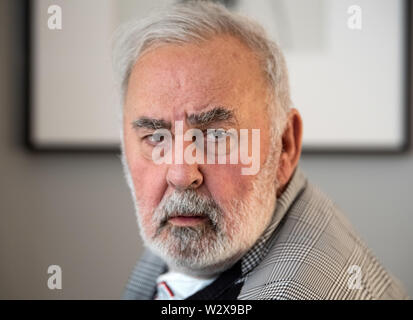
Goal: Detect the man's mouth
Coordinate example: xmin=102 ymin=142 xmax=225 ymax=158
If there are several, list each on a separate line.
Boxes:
xmin=167 ymin=215 xmax=208 ymax=227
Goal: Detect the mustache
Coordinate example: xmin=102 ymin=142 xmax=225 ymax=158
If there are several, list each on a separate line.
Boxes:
xmin=153 ymin=190 xmax=223 ymax=233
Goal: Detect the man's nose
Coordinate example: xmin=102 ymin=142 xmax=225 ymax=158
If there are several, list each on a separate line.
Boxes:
xmin=166 ymin=163 xmax=203 ymax=191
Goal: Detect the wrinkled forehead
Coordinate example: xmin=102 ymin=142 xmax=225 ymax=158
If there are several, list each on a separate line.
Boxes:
xmin=123 ymin=35 xmax=268 ymax=120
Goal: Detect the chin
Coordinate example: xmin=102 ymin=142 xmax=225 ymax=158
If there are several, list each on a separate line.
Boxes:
xmin=145 ymin=229 xmax=247 ymax=277
xmin=161 ymin=247 xmax=245 ymax=278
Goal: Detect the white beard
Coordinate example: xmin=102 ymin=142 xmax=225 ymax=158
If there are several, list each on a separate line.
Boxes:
xmin=121 ymin=142 xmax=280 ymax=278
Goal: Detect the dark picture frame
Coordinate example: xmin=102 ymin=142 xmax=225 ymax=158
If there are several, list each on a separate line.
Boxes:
xmin=24 ymin=0 xmax=411 ymax=154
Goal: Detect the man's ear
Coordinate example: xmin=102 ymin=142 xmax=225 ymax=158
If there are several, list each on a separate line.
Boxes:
xmin=276 ymin=108 xmax=303 ymax=196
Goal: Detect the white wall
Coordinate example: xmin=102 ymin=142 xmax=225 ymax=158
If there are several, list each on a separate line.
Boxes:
xmin=0 ymin=0 xmax=411 ymax=298
xmin=0 ymin=1 xmax=141 ymax=298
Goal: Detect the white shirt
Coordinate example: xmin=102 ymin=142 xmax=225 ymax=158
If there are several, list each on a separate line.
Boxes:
xmin=155 ymin=271 xmax=218 ymax=300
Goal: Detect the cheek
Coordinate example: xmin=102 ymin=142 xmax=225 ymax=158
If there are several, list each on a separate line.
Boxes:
xmin=124 ymin=124 xmax=165 ymax=195
xmin=124 ymin=132 xmax=168 ymax=223
xmin=129 ymin=159 xmax=167 ymax=208
xmin=202 ymin=163 xmax=254 ymax=208
xmin=129 ymin=159 xmax=168 ymax=237
xmin=202 ymin=164 xmax=256 ymax=240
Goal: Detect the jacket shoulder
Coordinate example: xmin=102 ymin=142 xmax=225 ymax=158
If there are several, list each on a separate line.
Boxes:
xmin=238 ymin=183 xmax=408 ymax=300
xmin=122 ymin=248 xmax=167 ymax=300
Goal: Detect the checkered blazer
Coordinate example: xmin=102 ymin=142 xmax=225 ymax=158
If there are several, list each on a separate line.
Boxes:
xmin=122 ymin=167 xmax=408 ymax=300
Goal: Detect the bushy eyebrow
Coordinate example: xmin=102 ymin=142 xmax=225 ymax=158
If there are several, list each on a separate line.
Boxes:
xmin=131 ymin=106 xmax=237 ymax=131
xmin=187 ymin=107 xmax=237 ymax=127
xmin=131 ymin=118 xmax=171 ymax=130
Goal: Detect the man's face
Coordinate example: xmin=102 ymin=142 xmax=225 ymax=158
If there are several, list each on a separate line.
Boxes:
xmin=122 ymin=35 xmax=281 ymax=277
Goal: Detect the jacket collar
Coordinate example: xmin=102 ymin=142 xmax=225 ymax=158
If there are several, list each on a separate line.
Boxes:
xmin=240 ymin=166 xmax=307 ymax=276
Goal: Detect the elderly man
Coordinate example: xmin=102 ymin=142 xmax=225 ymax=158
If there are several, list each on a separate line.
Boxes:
xmin=113 ymin=1 xmax=407 ymax=300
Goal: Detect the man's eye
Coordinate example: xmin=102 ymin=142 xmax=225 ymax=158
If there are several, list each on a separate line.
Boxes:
xmin=143 ymin=133 xmax=165 ymax=145
xmin=206 ymin=129 xmax=228 ymax=142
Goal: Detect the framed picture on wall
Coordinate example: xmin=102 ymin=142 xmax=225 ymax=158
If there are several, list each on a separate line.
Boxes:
xmin=27 ymin=0 xmax=411 ymax=153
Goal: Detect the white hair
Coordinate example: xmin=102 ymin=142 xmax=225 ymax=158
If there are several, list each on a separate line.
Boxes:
xmin=112 ymin=0 xmax=292 ymax=141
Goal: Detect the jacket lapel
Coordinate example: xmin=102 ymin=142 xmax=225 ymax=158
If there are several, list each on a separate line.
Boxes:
xmin=122 ymin=248 xmax=167 ymax=300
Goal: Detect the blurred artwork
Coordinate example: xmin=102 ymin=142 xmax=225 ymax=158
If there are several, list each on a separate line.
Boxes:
xmin=29 ymin=0 xmax=408 ymax=152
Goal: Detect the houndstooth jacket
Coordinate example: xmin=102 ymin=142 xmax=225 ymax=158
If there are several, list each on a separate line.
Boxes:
xmin=122 ymin=167 xmax=408 ymax=300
